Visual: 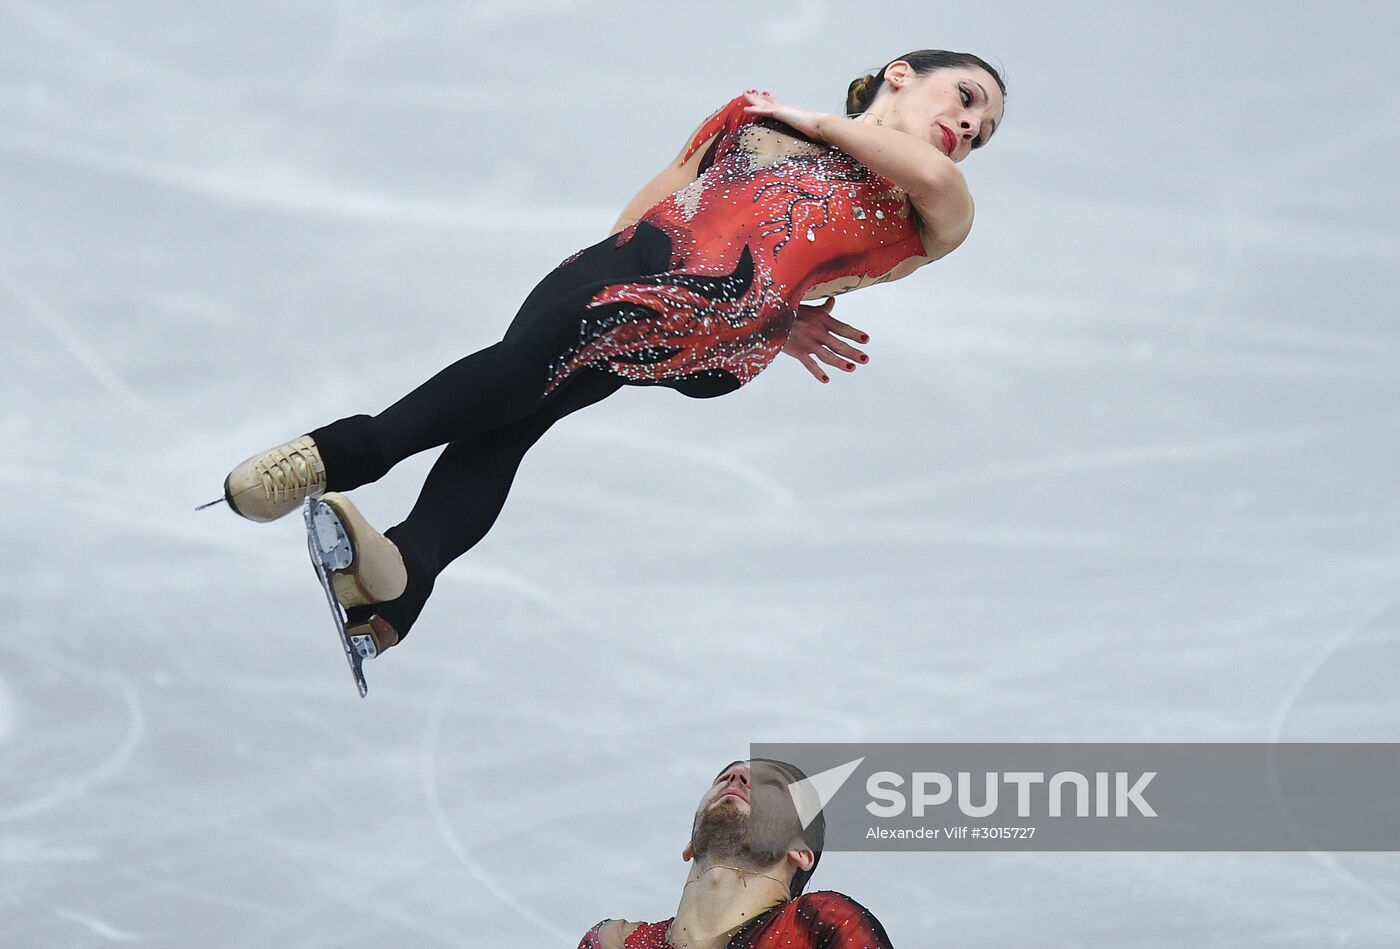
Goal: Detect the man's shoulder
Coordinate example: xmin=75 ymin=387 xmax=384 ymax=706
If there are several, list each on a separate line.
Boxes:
xmin=790 ymin=890 xmax=878 ymax=919
xmin=778 ymin=892 xmax=892 ymax=948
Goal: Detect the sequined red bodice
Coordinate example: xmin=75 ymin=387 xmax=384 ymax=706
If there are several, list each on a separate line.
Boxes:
xmin=547 ymin=93 xmax=928 ymax=392
xmin=576 ymin=891 xmax=894 ymax=949
xmin=647 ymin=91 xmax=927 ymax=306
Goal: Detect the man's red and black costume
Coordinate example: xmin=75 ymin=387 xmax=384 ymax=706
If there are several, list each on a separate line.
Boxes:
xmin=578 ymin=891 xmax=895 ymax=949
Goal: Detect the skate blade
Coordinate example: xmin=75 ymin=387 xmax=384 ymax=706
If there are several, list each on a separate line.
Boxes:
xmin=309 ymin=501 xmax=354 ymax=571
xmin=303 ymin=497 xmax=370 ymax=698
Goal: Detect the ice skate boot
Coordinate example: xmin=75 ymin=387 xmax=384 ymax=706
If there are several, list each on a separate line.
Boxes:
xmin=223 ymin=436 xmax=327 ymax=522
xmin=310 ymin=492 xmax=407 ymax=607
xmin=303 ymin=492 xmax=407 ymax=696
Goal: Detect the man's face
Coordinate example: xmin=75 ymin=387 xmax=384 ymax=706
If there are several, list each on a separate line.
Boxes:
xmin=690 ymin=760 xmax=802 ymax=866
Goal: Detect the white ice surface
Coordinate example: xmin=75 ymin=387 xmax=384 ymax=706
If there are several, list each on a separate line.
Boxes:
xmin=2 ymin=1 xmax=1398 ymax=946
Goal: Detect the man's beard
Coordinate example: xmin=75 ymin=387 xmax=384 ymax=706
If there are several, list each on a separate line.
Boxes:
xmin=689 ymin=799 xmax=788 ymax=868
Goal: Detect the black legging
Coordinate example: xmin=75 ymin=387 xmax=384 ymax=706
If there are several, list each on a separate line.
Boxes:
xmin=309 ymin=222 xmax=739 ymax=638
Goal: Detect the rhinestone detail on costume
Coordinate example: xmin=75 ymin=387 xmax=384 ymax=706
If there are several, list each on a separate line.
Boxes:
xmin=574 ymin=891 xmax=894 ymax=949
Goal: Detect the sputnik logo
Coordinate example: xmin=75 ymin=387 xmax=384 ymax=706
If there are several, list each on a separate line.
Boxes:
xmin=784 ymin=757 xmax=865 ymax=829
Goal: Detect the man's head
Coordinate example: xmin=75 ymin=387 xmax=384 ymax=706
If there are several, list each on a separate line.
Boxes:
xmin=683 ymin=759 xmax=825 ymax=899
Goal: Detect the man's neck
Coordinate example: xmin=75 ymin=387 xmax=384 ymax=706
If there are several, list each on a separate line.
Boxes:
xmin=668 ymin=862 xmax=788 ymax=949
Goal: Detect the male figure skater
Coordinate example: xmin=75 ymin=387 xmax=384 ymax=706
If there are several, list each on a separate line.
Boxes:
xmin=578 ymin=759 xmax=893 ymax=949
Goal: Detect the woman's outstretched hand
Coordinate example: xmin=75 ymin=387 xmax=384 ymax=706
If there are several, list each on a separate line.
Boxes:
xmin=742 ymin=91 xmax=829 ymax=140
xmin=783 ymin=297 xmax=870 ymax=384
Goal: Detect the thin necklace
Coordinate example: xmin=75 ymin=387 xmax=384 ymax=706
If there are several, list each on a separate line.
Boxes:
xmin=683 ymin=865 xmax=789 ymax=890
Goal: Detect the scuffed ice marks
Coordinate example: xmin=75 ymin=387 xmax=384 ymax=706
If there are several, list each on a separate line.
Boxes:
xmin=0 ymin=671 xmax=13 ymax=745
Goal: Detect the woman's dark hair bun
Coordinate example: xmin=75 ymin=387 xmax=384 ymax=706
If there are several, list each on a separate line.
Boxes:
xmin=844 ymin=72 xmax=882 ymax=117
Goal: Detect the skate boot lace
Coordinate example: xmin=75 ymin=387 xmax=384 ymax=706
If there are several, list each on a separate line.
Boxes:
xmin=255 ymin=443 xmax=325 ymax=503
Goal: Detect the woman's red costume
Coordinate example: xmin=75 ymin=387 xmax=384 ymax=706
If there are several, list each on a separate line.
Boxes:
xmin=549 ymin=93 xmax=928 ymax=392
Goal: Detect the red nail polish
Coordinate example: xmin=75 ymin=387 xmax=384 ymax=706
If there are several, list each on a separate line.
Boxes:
xmin=860 ymin=335 xmax=869 ymax=342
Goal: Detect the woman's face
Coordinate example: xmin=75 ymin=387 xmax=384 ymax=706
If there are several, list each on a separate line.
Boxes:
xmin=881 ymin=63 xmax=1004 ymax=163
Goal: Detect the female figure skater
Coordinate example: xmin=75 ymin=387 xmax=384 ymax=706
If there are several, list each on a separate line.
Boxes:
xmin=219 ymin=50 xmax=1006 ymax=658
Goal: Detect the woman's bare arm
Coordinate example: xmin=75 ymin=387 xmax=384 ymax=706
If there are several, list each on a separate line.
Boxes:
xmin=741 ymin=92 xmax=974 ymax=258
xmin=814 ymin=115 xmax=973 ymax=257
xmin=610 ymin=123 xmax=717 ymax=235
